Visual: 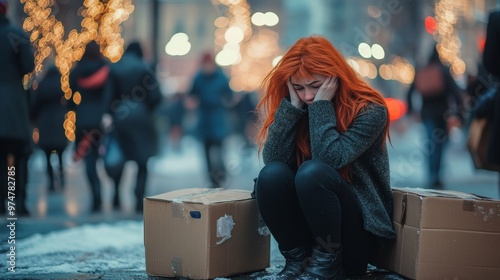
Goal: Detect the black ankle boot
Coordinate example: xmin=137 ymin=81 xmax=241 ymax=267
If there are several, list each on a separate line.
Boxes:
xmin=275 ymin=245 xmax=310 ymax=279
xmin=297 ymin=246 xmax=346 ymax=280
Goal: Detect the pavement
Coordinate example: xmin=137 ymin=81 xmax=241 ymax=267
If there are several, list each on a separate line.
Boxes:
xmin=0 ymin=122 xmax=498 ymax=279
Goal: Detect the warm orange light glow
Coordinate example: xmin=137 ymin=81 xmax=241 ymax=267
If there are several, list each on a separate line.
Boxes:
xmin=425 ymin=16 xmax=437 ymax=34
xmin=434 ymin=0 xmax=466 ymax=76
xmin=72 ymin=91 xmax=82 ymax=105
xmin=32 ymin=128 xmax=40 ymax=144
xmin=385 ymin=98 xmax=407 ymax=121
xmin=64 ymin=111 xmax=77 ymax=142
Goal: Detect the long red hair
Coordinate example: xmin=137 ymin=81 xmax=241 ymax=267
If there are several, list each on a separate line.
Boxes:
xmin=256 ymin=35 xmax=390 ymax=181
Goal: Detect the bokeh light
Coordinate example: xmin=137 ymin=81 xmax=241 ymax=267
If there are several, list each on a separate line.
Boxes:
xmin=385 ymin=98 xmax=407 ymax=121
xmin=165 ymin=33 xmax=191 ymax=56
xmin=434 ymin=0 xmax=466 ymax=76
xmin=21 ymin=0 xmax=134 ymax=141
xmin=371 ymin=44 xmax=385 ymax=60
xmin=358 ymin=43 xmax=372 ymax=59
xmin=214 ymin=0 xmax=282 ymax=92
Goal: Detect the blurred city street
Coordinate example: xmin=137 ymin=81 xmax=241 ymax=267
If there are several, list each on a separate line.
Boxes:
xmin=1 ymin=0 xmax=500 ymax=279
xmin=0 ymin=122 xmax=498 ymax=279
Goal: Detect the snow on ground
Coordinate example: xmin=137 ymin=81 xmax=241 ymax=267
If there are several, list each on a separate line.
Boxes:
xmin=4 ymin=221 xmax=145 ymax=275
xmin=1 ymin=219 xmax=283 ymax=279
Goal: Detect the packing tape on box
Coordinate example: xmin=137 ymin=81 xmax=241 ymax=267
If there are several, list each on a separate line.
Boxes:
xmin=216 ymin=214 xmax=235 ymax=245
xmin=171 ymin=188 xmax=224 ymax=204
xmin=407 ymin=188 xmax=493 ymax=200
xmin=401 ymin=194 xmax=407 ymax=225
xmin=463 ymin=200 xmax=475 ymax=212
xmin=171 ymin=203 xmax=184 ymax=219
xmin=170 ymin=188 xmax=225 ymax=219
xmin=258 ymin=215 xmax=270 ymax=236
xmin=171 ymin=257 xmax=182 ymax=277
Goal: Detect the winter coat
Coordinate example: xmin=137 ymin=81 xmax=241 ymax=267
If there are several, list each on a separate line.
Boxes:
xmin=69 ymin=57 xmax=110 ymax=144
xmin=189 ymin=68 xmax=233 ymax=142
xmin=263 ymin=99 xmax=396 ymax=240
xmin=483 ymin=10 xmax=500 ymax=165
xmin=107 ymin=53 xmax=161 ymax=165
xmin=31 ymin=67 xmax=68 ymax=151
xmin=0 ymin=15 xmax=35 ymax=146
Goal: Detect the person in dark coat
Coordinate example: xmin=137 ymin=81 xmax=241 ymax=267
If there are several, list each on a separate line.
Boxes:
xmin=31 ymin=66 xmax=69 ymax=192
xmin=482 ymin=10 xmax=500 ymax=191
xmin=0 ymin=1 xmax=35 ymax=216
xmin=70 ymin=41 xmax=110 ymax=212
xmin=106 ymin=41 xmax=162 ymax=212
xmin=188 ymin=52 xmax=233 ymax=187
xmin=406 ymin=46 xmax=464 ymax=189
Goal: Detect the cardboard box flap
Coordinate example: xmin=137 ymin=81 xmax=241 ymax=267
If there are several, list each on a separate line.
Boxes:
xmin=392 ymin=187 xmax=500 ymax=232
xmin=393 ymin=187 xmax=492 ymax=200
xmin=146 ymin=188 xmax=253 ymax=204
xmin=392 ymin=190 xmax=407 ymax=224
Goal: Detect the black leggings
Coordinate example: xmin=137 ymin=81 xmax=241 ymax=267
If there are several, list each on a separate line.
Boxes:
xmin=255 ymin=160 xmax=376 ymax=276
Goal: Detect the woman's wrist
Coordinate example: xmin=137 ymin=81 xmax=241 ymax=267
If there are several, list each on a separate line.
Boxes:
xmin=291 ymin=99 xmax=303 ymax=108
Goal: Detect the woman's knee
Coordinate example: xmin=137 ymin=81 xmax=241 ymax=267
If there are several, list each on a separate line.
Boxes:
xmin=295 ymin=160 xmax=344 ymax=194
xmin=296 ymin=160 xmax=329 ymax=186
xmin=255 ymin=161 xmax=293 ymax=197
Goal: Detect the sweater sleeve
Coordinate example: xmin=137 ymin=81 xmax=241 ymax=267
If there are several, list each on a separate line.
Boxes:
xmin=262 ymin=98 xmax=306 ymax=166
xmin=308 ymin=101 xmax=387 ymax=169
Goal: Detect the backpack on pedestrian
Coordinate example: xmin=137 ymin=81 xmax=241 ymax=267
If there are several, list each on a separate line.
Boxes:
xmin=414 ymin=63 xmax=445 ymax=97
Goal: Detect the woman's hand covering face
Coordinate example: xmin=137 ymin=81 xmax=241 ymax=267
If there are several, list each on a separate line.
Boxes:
xmin=287 ymin=80 xmax=304 ymax=109
xmin=288 ymin=75 xmax=338 ymax=108
xmin=314 ymin=76 xmax=338 ymax=102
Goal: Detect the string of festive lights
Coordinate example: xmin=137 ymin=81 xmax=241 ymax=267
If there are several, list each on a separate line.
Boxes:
xmin=213 ymin=0 xmax=282 ymax=92
xmin=21 ymin=0 xmax=134 ymax=142
xmin=434 ymin=0 xmax=466 ymax=76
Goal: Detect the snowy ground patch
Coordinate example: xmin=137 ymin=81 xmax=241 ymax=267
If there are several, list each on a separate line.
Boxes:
xmin=2 ymin=221 xmax=144 ymax=276
xmin=0 ymin=219 xmax=284 ymax=279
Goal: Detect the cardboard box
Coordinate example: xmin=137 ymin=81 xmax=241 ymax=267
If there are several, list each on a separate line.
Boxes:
xmin=374 ymin=188 xmax=500 ymax=279
xmin=143 ymin=188 xmax=270 ymax=279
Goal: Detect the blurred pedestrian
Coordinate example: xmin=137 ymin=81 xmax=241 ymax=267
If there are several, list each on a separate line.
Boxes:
xmin=106 ymin=41 xmax=162 ymax=212
xmin=165 ymin=92 xmax=186 ymax=152
xmin=233 ymin=91 xmax=258 ymax=151
xmin=254 ymin=35 xmax=395 ymax=279
xmin=0 ymin=0 xmax=35 ymax=216
xmin=482 ymin=9 xmax=500 ymax=191
xmin=70 ymin=41 xmax=110 ymax=212
xmin=31 ymin=65 xmax=69 ymax=192
xmin=188 ymin=52 xmax=233 ymax=187
xmin=406 ymin=45 xmax=464 ymax=189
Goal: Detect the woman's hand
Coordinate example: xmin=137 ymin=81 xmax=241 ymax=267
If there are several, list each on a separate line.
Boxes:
xmin=287 ymin=81 xmax=304 ymax=109
xmin=314 ymin=76 xmax=338 ymax=102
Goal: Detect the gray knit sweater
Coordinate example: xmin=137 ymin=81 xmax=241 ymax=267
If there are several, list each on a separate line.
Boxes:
xmin=263 ymin=99 xmax=396 ymax=239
